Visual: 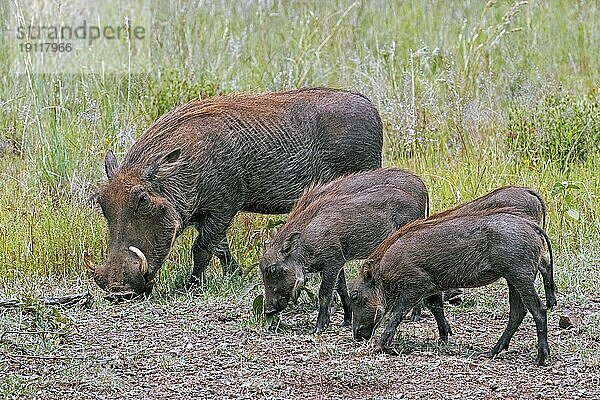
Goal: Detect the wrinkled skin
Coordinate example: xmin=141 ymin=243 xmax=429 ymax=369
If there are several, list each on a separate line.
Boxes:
xmin=93 ymin=152 xmax=182 ymax=300
xmin=349 ymin=209 xmax=554 ymax=366
xmin=90 ymin=88 xmax=383 ymax=299
xmin=260 ymin=168 xmax=428 ymax=334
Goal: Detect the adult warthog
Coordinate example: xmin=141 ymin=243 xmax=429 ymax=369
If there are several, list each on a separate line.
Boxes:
xmin=89 ymin=88 xmax=383 ymax=300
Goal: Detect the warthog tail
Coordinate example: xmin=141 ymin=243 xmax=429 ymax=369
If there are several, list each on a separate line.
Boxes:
xmin=533 ymin=223 xmax=556 ymax=309
xmin=527 ymin=188 xmax=547 ymax=230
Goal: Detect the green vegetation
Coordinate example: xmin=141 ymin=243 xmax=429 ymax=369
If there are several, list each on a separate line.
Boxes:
xmin=0 ymin=0 xmax=598 ymax=303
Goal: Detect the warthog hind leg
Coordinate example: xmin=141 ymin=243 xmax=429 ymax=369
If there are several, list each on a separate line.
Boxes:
xmin=491 ymin=282 xmax=526 ymax=356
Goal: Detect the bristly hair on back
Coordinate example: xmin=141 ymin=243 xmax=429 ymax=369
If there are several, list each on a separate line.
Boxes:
xmin=287 ymin=178 xmax=333 ymax=220
xmin=367 ymin=206 xmax=533 ymax=264
xmin=425 ymin=186 xmax=546 ymax=227
xmin=123 ymin=88 xmax=366 ymax=169
xmin=426 ymin=185 xmax=517 ymax=220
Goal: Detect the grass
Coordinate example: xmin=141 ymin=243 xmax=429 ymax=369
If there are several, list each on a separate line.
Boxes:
xmin=0 ymin=1 xmax=599 ymax=380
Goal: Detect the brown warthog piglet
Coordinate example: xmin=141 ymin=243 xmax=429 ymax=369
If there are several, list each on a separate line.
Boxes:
xmin=91 ymin=88 xmax=383 ymax=300
xmin=350 ymin=209 xmax=554 ymax=365
xmin=260 ymin=168 xmax=428 ymax=334
xmin=411 ymin=186 xmax=555 ymax=320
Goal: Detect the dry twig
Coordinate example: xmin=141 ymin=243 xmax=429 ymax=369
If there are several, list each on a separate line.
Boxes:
xmin=0 ymin=292 xmax=93 ymax=309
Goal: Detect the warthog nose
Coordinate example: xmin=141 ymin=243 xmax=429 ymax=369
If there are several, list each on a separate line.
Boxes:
xmin=264 ymin=294 xmax=287 ymax=316
xmin=353 ymin=326 xmax=370 ymax=341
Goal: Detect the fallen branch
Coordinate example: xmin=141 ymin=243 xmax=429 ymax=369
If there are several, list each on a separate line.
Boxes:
xmin=0 ymin=292 xmax=93 ymax=309
xmin=0 ymin=330 xmax=64 ymax=341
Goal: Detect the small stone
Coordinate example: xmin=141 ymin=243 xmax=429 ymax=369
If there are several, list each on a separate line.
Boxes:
xmin=558 ymin=313 xmax=581 ymax=329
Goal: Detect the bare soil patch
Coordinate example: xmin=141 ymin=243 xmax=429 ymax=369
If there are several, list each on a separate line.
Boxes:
xmin=1 ymin=291 xmax=599 ymax=400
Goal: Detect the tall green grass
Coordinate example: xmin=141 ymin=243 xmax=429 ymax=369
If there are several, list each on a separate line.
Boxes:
xmin=0 ymin=0 xmax=598 ymax=298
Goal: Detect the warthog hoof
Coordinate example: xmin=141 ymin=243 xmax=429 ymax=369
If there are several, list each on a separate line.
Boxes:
xmin=376 ymin=343 xmax=400 ymax=356
xmin=313 ymin=325 xmax=326 ymax=335
xmin=536 ymin=344 xmax=550 ymax=366
xmin=186 ymin=273 xmax=206 ymax=289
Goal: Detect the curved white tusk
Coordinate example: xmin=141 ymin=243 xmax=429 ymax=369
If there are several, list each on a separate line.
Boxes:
xmin=129 ymin=246 xmax=148 ymax=275
xmin=291 ymin=276 xmax=305 ymax=302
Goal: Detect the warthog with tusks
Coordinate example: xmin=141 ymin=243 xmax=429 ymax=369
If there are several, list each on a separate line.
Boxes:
xmin=89 ymin=88 xmax=383 ymax=300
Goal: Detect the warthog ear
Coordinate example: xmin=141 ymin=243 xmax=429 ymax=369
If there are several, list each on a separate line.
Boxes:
xmin=282 ymin=231 xmax=301 ymax=256
xmin=362 ymin=259 xmax=374 ymax=280
xmin=144 ymin=149 xmax=181 ymax=180
xmin=83 ymin=252 xmax=95 ymax=276
xmin=104 ymin=150 xmax=119 ymax=180
xmin=161 ymin=148 xmax=181 ymax=165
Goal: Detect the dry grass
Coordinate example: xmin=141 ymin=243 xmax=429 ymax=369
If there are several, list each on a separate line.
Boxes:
xmin=1 ymin=1 xmax=599 ymax=398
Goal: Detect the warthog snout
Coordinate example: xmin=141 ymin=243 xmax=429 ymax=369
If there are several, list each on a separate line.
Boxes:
xmin=264 ymin=295 xmax=289 ymax=317
xmin=86 ymin=247 xmax=149 ymax=298
xmin=353 ymin=324 xmax=375 ymax=341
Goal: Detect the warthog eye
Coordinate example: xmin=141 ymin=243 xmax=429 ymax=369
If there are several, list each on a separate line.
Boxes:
xmin=350 ymin=290 xmax=365 ymax=305
xmin=136 ymin=191 xmax=153 ymax=214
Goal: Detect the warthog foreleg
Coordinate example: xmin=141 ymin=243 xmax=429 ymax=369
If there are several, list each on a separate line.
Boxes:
xmin=314 ymin=262 xmax=344 ymax=334
xmin=424 ymin=294 xmax=452 ymax=343
xmin=190 ymin=212 xmax=238 ymax=284
xmin=378 ymin=288 xmax=424 ymax=352
xmin=336 ymin=269 xmax=352 ymax=327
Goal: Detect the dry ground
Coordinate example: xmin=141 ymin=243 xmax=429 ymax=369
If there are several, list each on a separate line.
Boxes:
xmin=1 ymin=287 xmax=599 ymax=400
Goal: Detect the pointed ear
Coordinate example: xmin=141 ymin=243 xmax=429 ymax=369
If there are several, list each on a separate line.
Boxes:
xmin=144 ymin=149 xmax=181 ymax=180
xmin=362 ymin=259 xmax=374 ymax=280
xmin=271 ymin=227 xmax=278 ymax=238
xmin=104 ymin=150 xmax=119 ymax=179
xmin=282 ymin=231 xmax=301 ymax=256
xmin=161 ymin=148 xmax=181 ymax=165
xmin=83 ymin=252 xmax=95 ymax=276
